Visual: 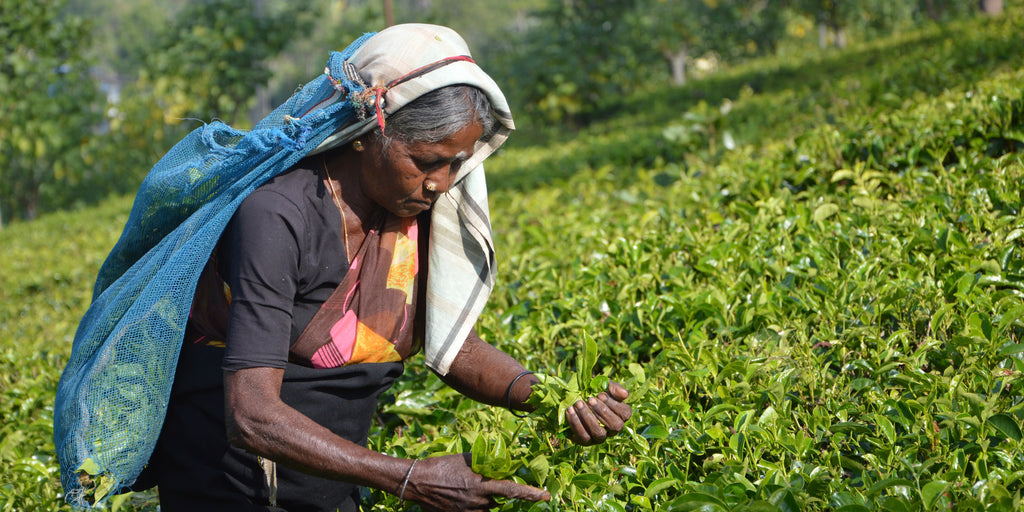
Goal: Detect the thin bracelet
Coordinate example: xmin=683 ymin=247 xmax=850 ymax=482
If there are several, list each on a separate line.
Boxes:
xmin=398 ymin=459 xmax=417 ymax=500
xmin=506 ymin=370 xmax=535 ymax=418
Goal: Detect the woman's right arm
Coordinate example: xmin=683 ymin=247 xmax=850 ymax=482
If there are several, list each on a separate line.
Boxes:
xmin=222 ymin=189 xmax=546 ymax=509
xmin=224 ymin=366 xmax=549 ymax=510
xmin=224 ymin=366 xmax=405 ymax=491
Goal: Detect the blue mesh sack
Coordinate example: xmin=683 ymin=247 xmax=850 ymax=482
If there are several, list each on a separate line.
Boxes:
xmin=53 ymin=33 xmax=376 ymax=508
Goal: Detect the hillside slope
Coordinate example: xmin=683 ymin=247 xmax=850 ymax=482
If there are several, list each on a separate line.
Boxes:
xmin=2 ymin=11 xmax=1022 ymax=511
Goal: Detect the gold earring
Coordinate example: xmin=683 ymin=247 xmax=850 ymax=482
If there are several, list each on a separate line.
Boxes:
xmin=352 ymin=140 xmax=364 ymax=152
xmin=425 ymin=181 xmax=437 ymax=192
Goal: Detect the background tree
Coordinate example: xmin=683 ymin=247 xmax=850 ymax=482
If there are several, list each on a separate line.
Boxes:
xmin=2 ymin=0 xmax=1003 ymax=225
xmin=501 ymin=0 xmax=644 ymax=124
xmin=980 ymin=0 xmax=1003 ymax=14
xmin=260 ymin=0 xmax=385 ymax=117
xmin=384 ymin=0 xmax=546 ymax=66
xmin=143 ymin=0 xmax=314 ymax=128
xmin=787 ymin=0 xmax=986 ymax=49
xmin=65 ymin=0 xmax=176 ymax=99
xmin=789 ymin=0 xmax=856 ymax=48
xmin=918 ymin=0 xmax=979 ymax=21
xmin=0 ymin=0 xmax=102 ymax=225
xmin=629 ymin=0 xmax=786 ymax=87
xmin=632 ymin=0 xmax=732 ymax=87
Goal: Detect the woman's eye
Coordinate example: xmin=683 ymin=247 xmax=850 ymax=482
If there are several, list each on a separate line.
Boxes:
xmin=417 ymin=159 xmax=446 ymax=171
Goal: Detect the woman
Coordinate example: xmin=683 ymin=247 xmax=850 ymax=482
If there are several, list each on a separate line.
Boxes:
xmin=142 ymin=24 xmax=632 ymax=511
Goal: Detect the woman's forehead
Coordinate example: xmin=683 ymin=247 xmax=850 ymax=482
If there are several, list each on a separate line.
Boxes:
xmin=399 ymin=123 xmax=482 ymax=159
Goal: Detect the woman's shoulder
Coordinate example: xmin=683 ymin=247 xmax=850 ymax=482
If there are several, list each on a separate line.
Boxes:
xmin=233 ymin=162 xmax=340 ymax=256
xmin=252 ymin=164 xmax=320 ymax=199
xmin=239 ymin=164 xmax=323 ymax=215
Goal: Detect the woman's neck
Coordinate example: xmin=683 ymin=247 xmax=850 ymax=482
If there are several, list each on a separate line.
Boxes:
xmin=321 ymin=150 xmax=382 ymax=225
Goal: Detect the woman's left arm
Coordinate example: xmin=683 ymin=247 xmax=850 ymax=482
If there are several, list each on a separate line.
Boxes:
xmin=440 ymin=330 xmax=633 ymax=446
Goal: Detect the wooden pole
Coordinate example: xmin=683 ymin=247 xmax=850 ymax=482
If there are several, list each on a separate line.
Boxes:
xmin=979 ymin=0 xmax=1003 ymax=15
xmin=384 ymin=0 xmax=395 ymax=26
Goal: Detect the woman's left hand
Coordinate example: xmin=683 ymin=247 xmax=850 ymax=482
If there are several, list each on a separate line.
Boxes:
xmin=565 ymin=381 xmax=632 ymax=446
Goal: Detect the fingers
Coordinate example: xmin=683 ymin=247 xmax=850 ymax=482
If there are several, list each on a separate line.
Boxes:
xmin=590 ymin=395 xmax=629 ymax=433
xmin=483 ymin=479 xmax=551 ymax=502
xmin=607 ymin=380 xmax=630 ymax=401
xmin=565 ymin=381 xmax=634 ymax=446
xmin=597 ymin=381 xmax=633 ymax=427
xmin=566 ymin=405 xmax=588 ymax=444
xmin=567 ymin=400 xmax=607 ymax=445
xmin=408 ymin=453 xmax=545 ymax=511
xmin=597 ymin=391 xmax=633 ymax=424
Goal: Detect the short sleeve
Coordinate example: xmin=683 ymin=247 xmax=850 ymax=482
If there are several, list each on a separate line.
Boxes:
xmin=220 ymin=189 xmax=306 ymax=371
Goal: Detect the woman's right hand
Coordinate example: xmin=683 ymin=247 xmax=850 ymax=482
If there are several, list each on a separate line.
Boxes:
xmin=401 ymin=453 xmax=550 ymax=511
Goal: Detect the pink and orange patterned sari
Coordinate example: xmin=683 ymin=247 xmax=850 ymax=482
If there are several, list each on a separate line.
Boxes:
xmin=289 ymin=213 xmax=421 ymax=367
xmin=187 ymin=212 xmax=422 ymax=368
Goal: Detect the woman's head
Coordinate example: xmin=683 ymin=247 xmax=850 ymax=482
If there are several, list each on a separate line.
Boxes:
xmin=311 ymin=24 xmax=513 ymax=217
xmin=353 ymin=85 xmax=491 ymax=218
xmin=310 ymin=24 xmax=513 ymax=181
xmin=334 ymin=24 xmax=513 ymax=372
xmin=374 ymin=84 xmax=495 ymax=153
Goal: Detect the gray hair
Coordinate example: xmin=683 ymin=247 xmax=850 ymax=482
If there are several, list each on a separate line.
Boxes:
xmin=374 ymin=85 xmax=495 ymax=152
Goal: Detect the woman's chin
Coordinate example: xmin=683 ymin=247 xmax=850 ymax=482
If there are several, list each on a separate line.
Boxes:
xmin=390 ymin=202 xmax=432 ymax=218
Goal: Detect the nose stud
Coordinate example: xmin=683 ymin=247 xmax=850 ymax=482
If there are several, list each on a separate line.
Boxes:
xmin=425 ymin=181 xmax=437 ymax=192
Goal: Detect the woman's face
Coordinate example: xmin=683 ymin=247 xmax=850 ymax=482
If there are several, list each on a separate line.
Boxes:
xmin=360 ymin=121 xmax=483 ymax=218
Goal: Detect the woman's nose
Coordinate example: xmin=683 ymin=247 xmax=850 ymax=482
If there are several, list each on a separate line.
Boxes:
xmin=429 ymin=170 xmax=452 ymax=194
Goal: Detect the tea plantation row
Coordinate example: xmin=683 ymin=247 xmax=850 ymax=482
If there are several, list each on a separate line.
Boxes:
xmin=368 ymin=12 xmax=1024 ymax=512
xmin=2 ymin=11 xmax=1023 ymax=512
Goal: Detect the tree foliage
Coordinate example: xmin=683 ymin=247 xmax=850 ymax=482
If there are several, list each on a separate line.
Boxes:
xmin=143 ymin=0 xmax=314 ymax=127
xmin=788 ymin=0 xmax=980 ymax=49
xmin=500 ymin=0 xmax=1000 ymax=124
xmin=501 ymin=0 xmax=644 ymax=124
xmin=502 ymin=0 xmax=788 ymax=123
xmin=1 ymin=0 xmax=1008 ymax=224
xmin=628 ymin=0 xmax=787 ymax=86
xmin=0 ymin=0 xmax=102 ymax=223
xmin=64 ymin=0 xmax=176 ymax=85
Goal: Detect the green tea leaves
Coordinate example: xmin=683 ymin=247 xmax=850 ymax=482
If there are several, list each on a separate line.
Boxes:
xmin=987 ymin=414 xmax=1023 ymax=442
xmin=576 ymin=332 xmax=599 ymax=393
xmin=7 ymin=10 xmax=1024 ymax=512
xmin=471 ymin=433 xmax=515 ymax=480
xmin=74 ymin=458 xmax=117 ymax=504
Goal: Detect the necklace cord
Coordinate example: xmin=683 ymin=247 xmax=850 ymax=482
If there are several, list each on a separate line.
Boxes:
xmin=322 ymin=155 xmax=351 ymax=259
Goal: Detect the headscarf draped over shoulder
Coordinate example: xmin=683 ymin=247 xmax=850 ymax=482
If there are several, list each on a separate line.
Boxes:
xmin=53 ymin=24 xmax=512 ymax=509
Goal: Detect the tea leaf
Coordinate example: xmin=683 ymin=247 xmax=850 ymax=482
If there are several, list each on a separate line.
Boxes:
xmin=643 ymin=477 xmax=679 ymax=499
xmin=920 ymin=481 xmax=950 ymax=508
xmin=987 ymin=414 xmax=1023 ymax=442
xmin=576 ymin=332 xmax=598 ymax=392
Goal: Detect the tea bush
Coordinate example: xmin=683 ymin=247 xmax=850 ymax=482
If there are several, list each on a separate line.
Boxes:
xmin=2 ymin=10 xmax=1022 ymax=511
